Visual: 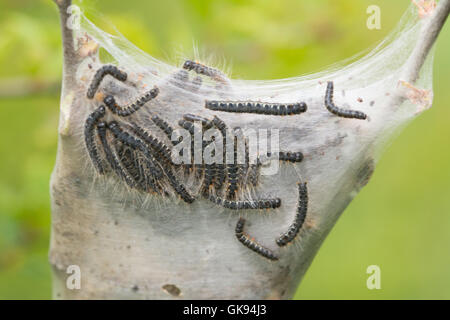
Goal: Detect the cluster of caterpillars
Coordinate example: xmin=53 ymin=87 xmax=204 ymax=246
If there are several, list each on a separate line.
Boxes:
xmin=83 ymin=61 xmax=367 ymax=261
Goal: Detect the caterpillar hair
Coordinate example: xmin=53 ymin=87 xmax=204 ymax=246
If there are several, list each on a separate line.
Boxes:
xmin=276 ymin=182 xmax=308 ymax=247
xmin=86 ymin=65 xmax=127 ymax=99
xmin=235 ymin=218 xmax=279 ymax=261
xmin=205 ymin=100 xmax=307 ymax=116
xmin=103 ymin=86 xmax=159 ymax=117
xmin=325 ymin=81 xmax=367 ymax=120
xmin=84 ymin=106 xmax=106 ymax=174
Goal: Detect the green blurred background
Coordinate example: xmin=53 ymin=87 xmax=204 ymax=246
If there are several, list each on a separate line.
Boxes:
xmin=0 ymin=0 xmax=448 ymax=299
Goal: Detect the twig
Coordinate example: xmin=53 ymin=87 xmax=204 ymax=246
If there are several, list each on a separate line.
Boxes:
xmin=54 ymin=0 xmax=77 ymax=88
xmin=0 ymin=78 xmax=60 ymax=97
xmin=402 ymin=0 xmax=450 ymax=83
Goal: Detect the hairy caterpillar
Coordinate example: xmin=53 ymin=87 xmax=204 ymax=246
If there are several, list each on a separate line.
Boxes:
xmin=183 ymin=60 xmax=228 ymax=84
xmin=205 ymin=100 xmax=307 ymax=116
xmin=182 ymin=113 xmax=218 ymax=194
xmin=97 ymin=122 xmax=137 ymax=189
xmin=324 ymin=81 xmax=367 ymax=120
xmin=267 ymin=151 xmax=304 ymax=163
xmin=103 ymin=86 xmax=159 ymax=117
xmin=209 ymin=195 xmax=281 ymax=210
xmin=151 ymin=115 xmax=176 ymax=143
xmin=276 ymin=182 xmax=308 ymax=247
xmin=86 ymin=65 xmax=127 ymax=99
xmin=182 ymin=113 xmax=213 ymax=129
xmin=235 ymin=218 xmax=279 ymax=261
xmin=210 ymin=116 xmax=228 ymax=191
xmin=226 ymin=136 xmax=239 ymax=199
xmin=130 ymin=123 xmax=173 ymax=165
xmin=107 ymin=121 xmax=163 ymax=179
xmin=115 ymin=143 xmax=155 ymax=192
xmin=84 ymin=106 xmax=107 ymax=174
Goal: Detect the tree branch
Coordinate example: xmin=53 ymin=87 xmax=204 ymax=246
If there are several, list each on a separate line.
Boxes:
xmin=53 ymin=0 xmax=77 ymax=89
xmin=402 ymin=0 xmax=450 ymax=83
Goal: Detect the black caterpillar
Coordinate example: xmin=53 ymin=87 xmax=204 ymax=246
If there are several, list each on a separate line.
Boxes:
xmin=131 ymin=123 xmax=194 ymax=202
xmin=208 ymin=116 xmax=240 ymax=199
xmin=325 ymin=81 xmax=367 ymax=120
xmin=226 ymin=136 xmax=239 ymax=199
xmin=182 ymin=113 xmax=217 ymax=193
xmin=209 ymin=195 xmax=281 ymax=210
xmin=267 ymin=151 xmax=304 ymax=163
xmin=107 ymin=121 xmax=163 ymax=179
xmin=182 ymin=113 xmax=213 ymax=129
xmin=211 ymin=116 xmax=227 ymax=192
xmin=235 ymin=218 xmax=279 ymax=261
xmin=129 ymin=122 xmax=173 ymax=165
xmin=151 ymin=115 xmax=175 ymax=143
xmin=205 ymin=100 xmax=307 ymax=116
xmin=97 ymin=121 xmax=137 ymax=189
xmin=84 ymin=106 xmax=107 ymax=174
xmin=87 ymin=65 xmax=127 ymax=99
xmin=276 ymin=182 xmax=308 ymax=247
xmin=115 ymin=143 xmax=159 ymax=193
xmin=104 ymin=86 xmax=159 ymax=117
xmin=183 ymin=60 xmax=228 ymax=84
